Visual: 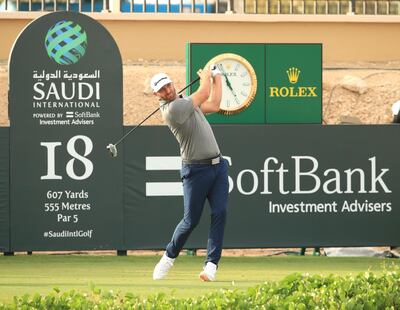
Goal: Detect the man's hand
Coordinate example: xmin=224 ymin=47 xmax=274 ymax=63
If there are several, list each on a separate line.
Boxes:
xmin=197 ymin=68 xmax=212 ymax=81
xmin=191 ymin=69 xmax=212 ymax=109
xmin=195 ymin=65 xmax=222 ymax=114
xmin=210 ymin=64 xmax=222 ymax=77
xmin=191 ymin=66 xmax=222 ymax=113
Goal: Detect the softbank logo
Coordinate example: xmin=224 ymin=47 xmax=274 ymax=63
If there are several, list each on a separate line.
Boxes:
xmin=145 ymin=155 xmax=391 ymax=197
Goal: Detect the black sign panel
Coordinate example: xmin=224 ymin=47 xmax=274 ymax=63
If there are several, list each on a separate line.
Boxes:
xmin=0 ymin=128 xmax=9 ymax=252
xmin=9 ymin=12 xmax=123 ymax=251
xmin=124 ymin=125 xmax=400 ymax=249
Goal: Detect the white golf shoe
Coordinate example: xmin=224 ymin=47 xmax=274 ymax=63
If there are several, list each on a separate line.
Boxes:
xmin=199 ymin=262 xmax=217 ymax=282
xmin=153 ymin=253 xmax=175 ymax=280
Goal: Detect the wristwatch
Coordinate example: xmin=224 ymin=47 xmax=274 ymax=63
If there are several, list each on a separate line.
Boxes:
xmin=205 ymin=53 xmax=257 ymax=115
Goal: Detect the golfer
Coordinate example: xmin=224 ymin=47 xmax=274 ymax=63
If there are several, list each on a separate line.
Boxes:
xmin=150 ymin=67 xmax=228 ymax=281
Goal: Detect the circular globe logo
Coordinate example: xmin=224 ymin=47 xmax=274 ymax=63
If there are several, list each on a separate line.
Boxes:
xmin=45 ymin=20 xmax=87 ymax=65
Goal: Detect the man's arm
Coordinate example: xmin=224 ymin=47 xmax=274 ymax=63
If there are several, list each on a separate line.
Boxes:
xmin=190 ymin=69 xmax=211 ymax=108
xmin=199 ymin=74 xmax=222 ymax=114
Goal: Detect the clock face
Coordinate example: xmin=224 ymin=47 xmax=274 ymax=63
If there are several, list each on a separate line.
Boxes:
xmin=205 ymin=53 xmax=257 ymax=115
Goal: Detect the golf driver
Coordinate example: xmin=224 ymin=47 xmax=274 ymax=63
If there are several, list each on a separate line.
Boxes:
xmin=107 ymin=76 xmax=200 ymax=157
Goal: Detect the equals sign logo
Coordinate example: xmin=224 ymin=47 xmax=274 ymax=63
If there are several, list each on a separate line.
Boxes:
xmin=145 ymin=155 xmax=231 ymax=197
xmin=146 ymin=156 xmax=183 ymax=197
xmin=66 ymin=111 xmax=74 ymax=118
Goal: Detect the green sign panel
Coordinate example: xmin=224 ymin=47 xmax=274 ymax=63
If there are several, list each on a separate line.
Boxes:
xmin=187 ymin=43 xmax=322 ymax=124
xmin=123 ymin=125 xmax=400 ymax=248
xmin=9 ymin=12 xmax=123 ymax=251
xmin=266 ymin=44 xmax=322 ymax=124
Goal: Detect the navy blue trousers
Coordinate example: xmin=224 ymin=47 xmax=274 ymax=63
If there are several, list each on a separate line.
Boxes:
xmin=166 ymin=158 xmax=229 ymax=265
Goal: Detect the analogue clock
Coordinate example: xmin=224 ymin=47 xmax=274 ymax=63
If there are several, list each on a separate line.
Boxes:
xmin=205 ymin=53 xmax=257 ymax=115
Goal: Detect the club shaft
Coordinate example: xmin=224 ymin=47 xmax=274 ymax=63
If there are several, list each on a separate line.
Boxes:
xmin=114 ymin=107 xmax=161 ymax=146
xmin=113 ymin=76 xmax=200 ymax=146
xmin=178 ymin=76 xmax=200 ymax=94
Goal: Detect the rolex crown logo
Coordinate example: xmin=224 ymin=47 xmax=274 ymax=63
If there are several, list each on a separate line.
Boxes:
xmin=286 ymin=67 xmax=301 ymax=84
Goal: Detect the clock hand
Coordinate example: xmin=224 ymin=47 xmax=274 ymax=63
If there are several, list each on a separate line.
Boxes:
xmin=230 ymin=88 xmax=240 ymax=103
xmin=231 ymin=91 xmax=240 ymax=105
xmin=218 ymin=64 xmax=233 ymax=90
xmin=218 ymin=64 xmax=240 ymax=104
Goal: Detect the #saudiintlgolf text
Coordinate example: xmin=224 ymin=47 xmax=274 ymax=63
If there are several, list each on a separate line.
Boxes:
xmin=43 ymin=229 xmax=94 ymax=238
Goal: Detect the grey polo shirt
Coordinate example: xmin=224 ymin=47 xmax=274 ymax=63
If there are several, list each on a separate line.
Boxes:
xmin=160 ymin=96 xmax=220 ymax=161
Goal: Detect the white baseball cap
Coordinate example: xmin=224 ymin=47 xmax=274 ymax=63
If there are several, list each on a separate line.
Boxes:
xmin=150 ymin=73 xmax=172 ymax=92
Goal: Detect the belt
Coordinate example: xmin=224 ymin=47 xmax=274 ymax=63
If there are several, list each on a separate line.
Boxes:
xmin=182 ymin=154 xmax=221 ymax=165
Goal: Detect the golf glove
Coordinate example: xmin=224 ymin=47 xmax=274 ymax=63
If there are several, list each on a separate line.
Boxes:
xmin=210 ymin=64 xmax=222 ymax=77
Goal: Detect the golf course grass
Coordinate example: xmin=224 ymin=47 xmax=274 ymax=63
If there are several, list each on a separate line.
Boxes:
xmin=0 ymin=254 xmax=399 ymax=304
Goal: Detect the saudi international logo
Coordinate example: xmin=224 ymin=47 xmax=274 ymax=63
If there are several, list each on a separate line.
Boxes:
xmin=286 ymin=67 xmax=301 ymax=84
xmin=45 ymin=20 xmax=87 ymax=65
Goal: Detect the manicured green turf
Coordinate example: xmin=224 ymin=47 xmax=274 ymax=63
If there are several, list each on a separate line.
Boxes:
xmin=0 ymin=254 xmax=398 ymax=303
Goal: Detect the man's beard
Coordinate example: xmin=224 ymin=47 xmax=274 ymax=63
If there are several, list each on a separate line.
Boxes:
xmin=165 ymin=92 xmax=177 ymax=102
